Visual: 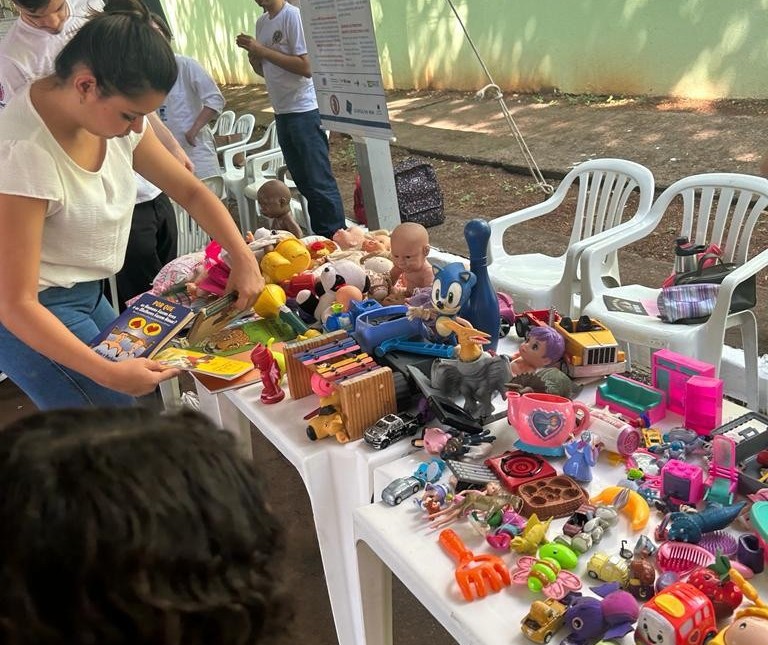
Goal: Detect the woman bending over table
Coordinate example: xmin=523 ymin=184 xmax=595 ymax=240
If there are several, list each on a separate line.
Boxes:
xmin=0 ymin=0 xmax=264 ymax=410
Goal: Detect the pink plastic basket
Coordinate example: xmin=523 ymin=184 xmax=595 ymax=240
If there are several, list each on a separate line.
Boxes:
xmin=657 ymin=541 xmax=715 ymax=576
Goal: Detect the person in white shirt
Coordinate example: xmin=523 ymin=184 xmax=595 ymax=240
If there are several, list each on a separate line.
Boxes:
xmin=151 ymin=13 xmax=225 ymax=181
xmin=0 ymin=0 xmax=199 ymax=309
xmin=236 ymin=0 xmax=346 ymax=239
xmin=0 ymin=0 xmax=264 ymax=410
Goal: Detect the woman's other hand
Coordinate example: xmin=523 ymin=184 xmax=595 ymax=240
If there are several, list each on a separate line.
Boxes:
xmin=101 ymin=358 xmax=181 ymax=396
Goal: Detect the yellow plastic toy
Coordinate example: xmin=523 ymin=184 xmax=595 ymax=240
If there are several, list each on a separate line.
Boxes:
xmin=260 ymin=238 xmax=311 ymax=283
xmin=590 ymin=485 xmax=650 ymax=531
xmin=710 ymin=568 xmax=768 ymax=645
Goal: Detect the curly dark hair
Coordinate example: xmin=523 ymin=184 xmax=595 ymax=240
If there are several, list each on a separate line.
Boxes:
xmin=0 ymin=408 xmax=289 ymax=645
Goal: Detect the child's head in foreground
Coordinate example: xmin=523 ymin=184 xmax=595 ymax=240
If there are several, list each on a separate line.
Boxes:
xmin=0 ymin=407 xmax=288 ymax=645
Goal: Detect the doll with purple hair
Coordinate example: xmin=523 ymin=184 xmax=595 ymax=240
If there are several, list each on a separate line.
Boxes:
xmin=510 ymin=325 xmax=565 ymax=375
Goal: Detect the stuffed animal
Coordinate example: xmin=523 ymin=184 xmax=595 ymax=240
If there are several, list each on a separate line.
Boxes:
xmin=296 ymin=258 xmax=371 ymax=323
xmin=361 ymin=253 xmax=394 ymax=302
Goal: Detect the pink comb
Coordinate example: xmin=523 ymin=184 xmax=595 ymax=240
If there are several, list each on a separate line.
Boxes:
xmin=657 ymin=541 xmax=715 ymax=576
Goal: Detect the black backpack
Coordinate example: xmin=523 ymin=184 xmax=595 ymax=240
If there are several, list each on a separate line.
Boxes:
xmin=393 ymin=157 xmax=444 ymax=228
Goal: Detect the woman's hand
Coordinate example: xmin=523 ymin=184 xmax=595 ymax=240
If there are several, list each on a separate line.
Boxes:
xmin=99 ymin=358 xmax=181 ymax=397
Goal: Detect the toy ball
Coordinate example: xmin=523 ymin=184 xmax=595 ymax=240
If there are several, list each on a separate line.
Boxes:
xmin=655 ymin=571 xmax=679 ymax=593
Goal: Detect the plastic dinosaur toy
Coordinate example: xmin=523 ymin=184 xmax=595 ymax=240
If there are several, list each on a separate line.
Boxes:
xmin=440 ymin=317 xmax=490 ymax=362
xmin=430 ymin=318 xmax=511 ymax=419
xmin=656 ymin=501 xmax=746 ymax=543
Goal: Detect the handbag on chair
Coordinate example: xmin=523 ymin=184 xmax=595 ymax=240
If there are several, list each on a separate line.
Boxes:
xmin=658 ymin=253 xmax=757 ymax=324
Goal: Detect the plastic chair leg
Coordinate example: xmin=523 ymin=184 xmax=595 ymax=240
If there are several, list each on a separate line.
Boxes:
xmin=740 ymin=311 xmax=760 ymax=411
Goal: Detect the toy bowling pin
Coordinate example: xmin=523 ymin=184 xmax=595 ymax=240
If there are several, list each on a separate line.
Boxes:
xmin=462 ymin=218 xmax=500 ymax=350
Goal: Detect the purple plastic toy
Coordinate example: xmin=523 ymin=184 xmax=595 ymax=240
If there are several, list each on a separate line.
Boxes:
xmin=559 ymin=582 xmax=639 ymax=645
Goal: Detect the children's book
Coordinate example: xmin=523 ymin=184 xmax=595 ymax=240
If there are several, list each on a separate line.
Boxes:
xmin=154 ymin=347 xmax=254 ymax=381
xmin=185 ymin=292 xmax=245 ymax=346
xmin=89 ymin=294 xmax=194 ymax=361
xmin=192 ymin=349 xmax=263 ymax=393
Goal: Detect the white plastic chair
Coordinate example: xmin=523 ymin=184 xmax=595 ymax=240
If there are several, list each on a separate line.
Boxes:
xmin=488 ymin=158 xmax=655 ymax=316
xmin=222 ymin=121 xmax=280 ymax=233
xmin=580 ymin=172 xmax=768 ymax=411
xmin=173 ymin=175 xmax=224 ymax=256
xmin=212 ymin=109 xmax=235 ymax=136
xmin=215 ymin=113 xmax=256 ymax=157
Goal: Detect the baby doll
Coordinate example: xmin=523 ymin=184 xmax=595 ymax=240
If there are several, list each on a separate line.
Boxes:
xmin=361 ymin=229 xmax=391 ymax=254
xmin=509 ymin=325 xmax=565 ymax=375
xmin=332 ymin=225 xmax=367 ymax=250
xmin=388 ymin=222 xmax=434 ymax=303
xmin=255 ymin=179 xmax=304 ymax=239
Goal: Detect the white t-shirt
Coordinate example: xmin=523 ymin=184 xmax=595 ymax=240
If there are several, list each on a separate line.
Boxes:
xmin=255 ymin=2 xmax=316 ymax=115
xmin=157 ymin=54 xmax=225 ymax=180
xmin=0 ymin=85 xmax=143 ymax=290
xmin=0 ymin=0 xmax=104 ymax=110
xmin=0 ymin=0 xmax=159 ymax=203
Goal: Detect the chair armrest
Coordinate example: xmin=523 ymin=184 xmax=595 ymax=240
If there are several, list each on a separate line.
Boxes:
xmin=488 ymin=197 xmax=565 ymax=263
xmin=706 ymin=247 xmax=768 ymax=330
xmin=244 ymin=148 xmax=285 ymax=183
xmin=221 ymin=139 xmax=277 ymax=173
xmin=580 ymin=217 xmax=661 ymax=306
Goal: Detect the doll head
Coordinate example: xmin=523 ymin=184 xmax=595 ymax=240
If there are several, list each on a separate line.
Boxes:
xmin=361 ymin=229 xmax=391 ymax=254
xmin=332 ymin=226 xmax=367 ymax=250
xmin=518 ymin=325 xmax=565 ymax=368
xmin=256 ymin=180 xmax=292 ymax=220
xmin=390 ymin=222 xmax=430 ymax=273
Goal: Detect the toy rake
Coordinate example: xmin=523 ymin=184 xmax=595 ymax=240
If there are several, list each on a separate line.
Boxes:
xmin=438 ymin=528 xmax=511 ymax=601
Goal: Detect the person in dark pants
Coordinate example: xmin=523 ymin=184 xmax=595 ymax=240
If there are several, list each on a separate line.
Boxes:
xmin=114 ymin=177 xmax=177 ymax=310
xmin=236 ymin=0 xmax=346 ymax=239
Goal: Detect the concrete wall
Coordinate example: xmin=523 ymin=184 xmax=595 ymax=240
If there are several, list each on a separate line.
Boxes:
xmin=163 ymin=0 xmax=768 ymax=99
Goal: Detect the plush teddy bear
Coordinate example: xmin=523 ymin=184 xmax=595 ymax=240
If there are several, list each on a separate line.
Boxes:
xmin=361 ymin=253 xmax=394 ymax=302
xmin=295 ymin=258 xmax=371 ymax=323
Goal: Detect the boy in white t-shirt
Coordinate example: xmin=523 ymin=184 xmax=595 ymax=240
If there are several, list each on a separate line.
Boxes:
xmin=235 ymin=0 xmax=345 ymax=239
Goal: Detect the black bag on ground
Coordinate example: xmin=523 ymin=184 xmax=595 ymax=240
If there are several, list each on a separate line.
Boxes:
xmin=393 ymin=157 xmax=444 ymax=227
xmin=673 ymin=253 xmax=757 ymax=315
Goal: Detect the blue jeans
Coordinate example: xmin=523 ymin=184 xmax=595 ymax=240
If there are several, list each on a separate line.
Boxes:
xmin=275 ymin=109 xmax=346 ymax=238
xmin=0 ymin=281 xmax=135 ymax=410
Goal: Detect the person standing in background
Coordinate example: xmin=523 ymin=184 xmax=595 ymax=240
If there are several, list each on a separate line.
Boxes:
xmin=151 ymin=13 xmax=225 ymax=181
xmin=235 ymin=0 xmax=346 ymax=239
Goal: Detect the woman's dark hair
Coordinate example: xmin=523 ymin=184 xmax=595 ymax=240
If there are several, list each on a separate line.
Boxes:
xmin=0 ymin=407 xmax=289 ymax=645
xmin=12 ymin=0 xmax=52 ymax=11
xmin=150 ymin=11 xmax=173 ymax=42
xmin=54 ymin=0 xmax=177 ymax=97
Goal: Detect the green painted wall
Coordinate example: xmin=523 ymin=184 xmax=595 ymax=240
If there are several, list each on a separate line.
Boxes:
xmin=163 ymin=0 xmax=768 ymax=99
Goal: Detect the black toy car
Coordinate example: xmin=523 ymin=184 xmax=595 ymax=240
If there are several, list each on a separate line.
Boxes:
xmin=363 ymin=412 xmax=422 ymax=449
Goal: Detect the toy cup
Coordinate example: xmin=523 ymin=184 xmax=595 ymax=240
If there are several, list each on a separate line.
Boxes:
xmin=506 ymin=391 xmax=590 ymax=456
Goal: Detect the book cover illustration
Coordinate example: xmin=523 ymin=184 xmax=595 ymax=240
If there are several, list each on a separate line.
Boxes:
xmin=90 ymin=294 xmax=194 ymax=361
xmin=185 ymin=292 xmax=245 ymax=346
xmin=154 ymin=347 xmax=254 ymax=381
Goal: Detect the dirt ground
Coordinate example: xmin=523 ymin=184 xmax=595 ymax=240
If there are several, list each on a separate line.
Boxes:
xmin=224 ymin=88 xmax=768 ymax=352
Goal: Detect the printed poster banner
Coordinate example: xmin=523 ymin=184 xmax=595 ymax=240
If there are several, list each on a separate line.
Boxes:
xmin=300 ymin=0 xmax=393 ymax=140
